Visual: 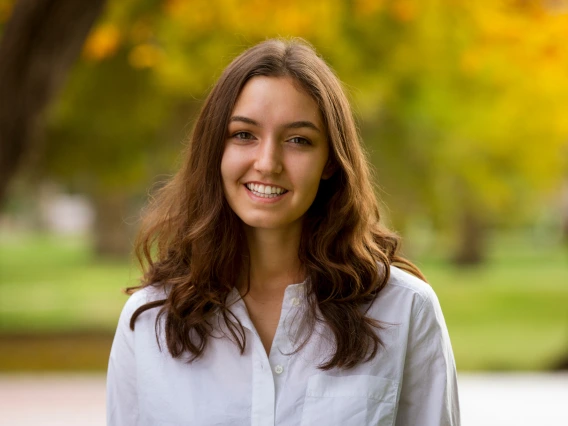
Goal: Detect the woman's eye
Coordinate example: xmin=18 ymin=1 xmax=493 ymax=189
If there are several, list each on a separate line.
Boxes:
xmin=289 ymin=136 xmax=311 ymax=145
xmin=233 ymin=131 xmax=254 ymax=140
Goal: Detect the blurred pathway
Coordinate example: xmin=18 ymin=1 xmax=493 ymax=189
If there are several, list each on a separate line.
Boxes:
xmin=0 ymin=372 xmax=567 ymax=425
xmin=0 ymin=374 xmax=105 ymax=425
xmin=458 ymin=372 xmax=568 ymax=425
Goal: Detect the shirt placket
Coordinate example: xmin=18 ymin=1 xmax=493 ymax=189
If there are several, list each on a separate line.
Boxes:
xmin=270 ymin=284 xmax=305 ymax=422
xmin=228 ymin=285 xmax=305 ymax=426
xmin=251 ymin=343 xmax=276 ymax=426
xmin=228 ymin=291 xmax=276 ymax=426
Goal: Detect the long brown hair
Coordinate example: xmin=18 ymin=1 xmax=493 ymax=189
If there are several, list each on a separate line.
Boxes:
xmin=129 ymin=38 xmax=425 ymax=370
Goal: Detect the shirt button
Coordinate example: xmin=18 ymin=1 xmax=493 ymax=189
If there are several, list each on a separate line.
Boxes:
xmin=274 ymin=365 xmax=284 ymax=374
xmin=291 ymin=297 xmax=300 ymax=306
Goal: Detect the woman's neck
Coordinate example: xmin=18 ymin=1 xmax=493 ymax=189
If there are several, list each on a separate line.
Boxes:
xmin=240 ymin=223 xmax=305 ymax=298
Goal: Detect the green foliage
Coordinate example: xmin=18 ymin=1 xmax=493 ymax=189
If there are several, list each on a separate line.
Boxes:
xmin=46 ymin=52 xmax=175 ymax=193
xmin=38 ymin=0 xmax=568 ymax=239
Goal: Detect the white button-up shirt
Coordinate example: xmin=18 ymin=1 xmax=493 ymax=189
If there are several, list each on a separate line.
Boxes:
xmin=107 ymin=266 xmax=460 ymax=425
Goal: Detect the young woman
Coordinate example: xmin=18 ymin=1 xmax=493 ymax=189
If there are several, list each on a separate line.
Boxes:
xmin=107 ymin=38 xmax=460 ymax=426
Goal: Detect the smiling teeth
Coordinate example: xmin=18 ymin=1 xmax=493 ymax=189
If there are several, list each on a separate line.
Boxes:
xmin=245 ymin=183 xmax=287 ymax=197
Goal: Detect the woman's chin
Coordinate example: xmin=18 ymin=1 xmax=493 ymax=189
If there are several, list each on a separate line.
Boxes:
xmin=240 ymin=216 xmax=302 ymax=233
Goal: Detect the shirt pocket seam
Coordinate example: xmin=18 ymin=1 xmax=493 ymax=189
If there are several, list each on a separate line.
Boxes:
xmin=305 ymin=374 xmax=399 ymax=403
xmin=301 ymin=374 xmax=400 ymax=426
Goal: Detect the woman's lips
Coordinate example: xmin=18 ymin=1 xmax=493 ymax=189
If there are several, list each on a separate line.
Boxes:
xmin=244 ymin=184 xmax=288 ymax=203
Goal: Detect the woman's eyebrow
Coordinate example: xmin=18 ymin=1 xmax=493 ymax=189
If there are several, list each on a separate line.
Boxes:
xmin=284 ymin=120 xmax=321 ymax=133
xmin=230 ymin=116 xmax=260 ymax=126
xmin=229 ymin=116 xmax=321 ymax=133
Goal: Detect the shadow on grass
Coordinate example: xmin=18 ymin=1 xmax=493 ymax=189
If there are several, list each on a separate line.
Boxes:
xmin=2 ymin=332 xmax=567 ymax=372
xmin=0 ymin=332 xmax=114 ymax=372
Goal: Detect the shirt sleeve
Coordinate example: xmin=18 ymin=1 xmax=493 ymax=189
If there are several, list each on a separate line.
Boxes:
xmin=395 ymin=285 xmax=461 ymax=426
xmin=106 ymin=291 xmax=145 ymax=425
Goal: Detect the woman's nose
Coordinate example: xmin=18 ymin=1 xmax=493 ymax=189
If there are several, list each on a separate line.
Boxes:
xmin=254 ymin=139 xmax=283 ymax=175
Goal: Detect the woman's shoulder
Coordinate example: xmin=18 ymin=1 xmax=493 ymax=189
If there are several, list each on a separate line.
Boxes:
xmin=386 ymin=265 xmax=435 ymax=303
xmin=363 ymin=265 xmax=449 ymax=335
xmin=120 ymin=284 xmax=168 ymax=317
xmin=369 ymin=265 xmax=440 ymax=317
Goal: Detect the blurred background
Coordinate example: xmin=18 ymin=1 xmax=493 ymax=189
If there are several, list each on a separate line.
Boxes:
xmin=0 ymin=0 xmax=567 ymax=422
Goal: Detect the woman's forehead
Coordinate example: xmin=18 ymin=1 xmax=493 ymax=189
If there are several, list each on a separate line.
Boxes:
xmin=230 ymin=76 xmax=324 ymax=131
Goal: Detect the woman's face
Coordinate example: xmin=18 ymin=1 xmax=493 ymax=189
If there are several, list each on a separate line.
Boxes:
xmin=221 ymin=76 xmax=331 ymax=232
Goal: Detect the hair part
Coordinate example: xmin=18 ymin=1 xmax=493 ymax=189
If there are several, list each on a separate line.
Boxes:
xmin=129 ymin=37 xmax=425 ymax=370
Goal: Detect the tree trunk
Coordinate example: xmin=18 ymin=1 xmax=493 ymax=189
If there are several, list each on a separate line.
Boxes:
xmin=0 ymin=0 xmax=106 ymax=206
xmin=92 ymin=192 xmax=133 ymax=259
xmin=452 ymin=205 xmax=486 ymax=266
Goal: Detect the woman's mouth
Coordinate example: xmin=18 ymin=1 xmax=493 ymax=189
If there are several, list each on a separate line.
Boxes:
xmin=245 ymin=183 xmax=289 ymax=199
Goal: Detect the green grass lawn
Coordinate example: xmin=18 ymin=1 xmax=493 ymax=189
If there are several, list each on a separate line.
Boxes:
xmin=1 ymin=232 xmax=567 ymax=371
xmin=0 ymin=233 xmax=135 ymax=332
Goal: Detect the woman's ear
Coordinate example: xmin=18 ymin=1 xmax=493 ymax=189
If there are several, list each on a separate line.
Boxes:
xmin=321 ymin=159 xmax=337 ymax=180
